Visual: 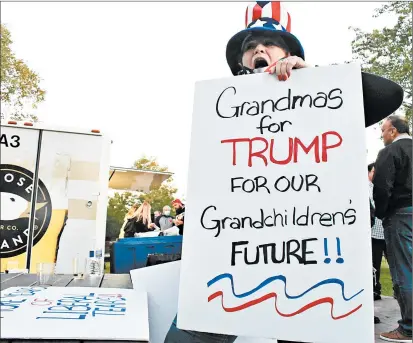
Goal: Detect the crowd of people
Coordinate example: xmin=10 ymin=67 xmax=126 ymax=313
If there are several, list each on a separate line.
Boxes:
xmin=118 ymin=199 xmax=186 ymax=239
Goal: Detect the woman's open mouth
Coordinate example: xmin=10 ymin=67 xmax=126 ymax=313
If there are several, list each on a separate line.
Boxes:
xmin=254 ymin=58 xmax=269 ymax=69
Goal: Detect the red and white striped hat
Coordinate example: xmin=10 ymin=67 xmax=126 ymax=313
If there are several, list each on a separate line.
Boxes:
xmin=245 ymin=1 xmax=291 ymax=31
xmin=226 ymin=1 xmax=304 ymax=75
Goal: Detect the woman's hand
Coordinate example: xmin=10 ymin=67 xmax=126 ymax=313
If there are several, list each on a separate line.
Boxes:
xmin=265 ymin=56 xmax=310 ymax=81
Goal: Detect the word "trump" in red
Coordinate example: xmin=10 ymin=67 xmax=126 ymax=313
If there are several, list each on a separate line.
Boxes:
xmin=221 ymin=131 xmax=342 ymax=167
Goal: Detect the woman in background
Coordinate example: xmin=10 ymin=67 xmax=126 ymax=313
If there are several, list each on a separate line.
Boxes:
xmin=120 ymin=203 xmax=139 ymax=238
xmin=133 ymin=201 xmax=153 ymax=235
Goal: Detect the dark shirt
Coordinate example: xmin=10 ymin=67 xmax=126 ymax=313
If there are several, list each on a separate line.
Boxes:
xmin=370 ymin=200 xmax=375 ymax=228
xmin=123 ymin=218 xmax=136 ymax=238
xmin=373 ymin=137 xmax=412 ymax=219
xmin=134 ymin=218 xmax=150 ymax=234
xmin=176 ymin=206 xmax=185 ymax=235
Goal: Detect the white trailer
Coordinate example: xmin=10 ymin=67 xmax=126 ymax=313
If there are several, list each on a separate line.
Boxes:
xmin=0 ymin=120 xmax=172 ymax=274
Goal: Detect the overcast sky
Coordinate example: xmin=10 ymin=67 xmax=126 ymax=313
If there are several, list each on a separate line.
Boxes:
xmin=1 ymin=2 xmax=397 ymax=198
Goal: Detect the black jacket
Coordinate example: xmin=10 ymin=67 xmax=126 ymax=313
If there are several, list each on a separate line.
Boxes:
xmin=373 ymin=137 xmax=412 ymax=219
xmin=176 ymin=206 xmax=185 ymax=235
xmin=370 ymin=200 xmax=375 ymax=228
xmin=134 ymin=218 xmax=150 ymax=234
xmin=124 ymin=218 xmax=136 ymax=238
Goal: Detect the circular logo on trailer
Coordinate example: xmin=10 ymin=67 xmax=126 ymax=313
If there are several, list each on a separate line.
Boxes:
xmin=0 ymin=164 xmax=52 ymax=258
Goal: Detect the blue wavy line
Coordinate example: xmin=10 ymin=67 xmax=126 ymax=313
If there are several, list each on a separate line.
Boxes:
xmin=207 ymin=273 xmax=364 ymax=302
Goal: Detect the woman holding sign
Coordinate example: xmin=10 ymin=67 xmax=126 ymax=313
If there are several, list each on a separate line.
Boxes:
xmin=165 ymin=1 xmax=403 ymax=343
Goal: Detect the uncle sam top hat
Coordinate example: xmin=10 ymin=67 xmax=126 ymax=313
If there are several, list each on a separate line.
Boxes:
xmin=226 ymin=1 xmax=304 ymax=76
xmin=226 ymin=1 xmax=404 ymax=127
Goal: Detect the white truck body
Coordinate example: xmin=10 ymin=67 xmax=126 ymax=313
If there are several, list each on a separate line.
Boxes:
xmin=1 ymin=121 xmax=111 ymax=273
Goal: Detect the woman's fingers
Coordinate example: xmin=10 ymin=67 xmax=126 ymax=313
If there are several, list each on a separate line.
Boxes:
xmin=266 ymin=57 xmax=309 ymax=81
xmin=278 ymin=59 xmax=291 ymax=80
xmin=280 ymin=60 xmax=288 ymax=77
xmin=275 ymin=60 xmax=283 ymax=79
xmin=277 ymin=57 xmax=301 ymax=81
xmin=295 ymin=57 xmax=309 ymax=69
xmin=265 ymin=61 xmax=277 ymax=74
xmin=286 ymin=60 xmax=295 ymax=76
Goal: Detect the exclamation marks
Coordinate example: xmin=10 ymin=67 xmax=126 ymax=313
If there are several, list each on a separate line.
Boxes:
xmin=323 ymin=238 xmax=331 ymax=264
xmin=323 ymin=238 xmax=344 ymax=264
xmin=336 ymin=237 xmax=344 ymax=264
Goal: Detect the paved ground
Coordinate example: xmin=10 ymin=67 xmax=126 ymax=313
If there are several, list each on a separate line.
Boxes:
xmin=375 ymin=296 xmax=402 ymax=342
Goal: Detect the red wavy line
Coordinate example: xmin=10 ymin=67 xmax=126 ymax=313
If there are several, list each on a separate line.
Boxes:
xmin=208 ymin=291 xmax=362 ymax=320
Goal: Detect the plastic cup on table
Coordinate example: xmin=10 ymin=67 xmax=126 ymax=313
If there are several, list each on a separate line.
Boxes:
xmin=72 ymin=256 xmax=87 ymax=280
xmin=37 ymin=263 xmax=56 ymax=285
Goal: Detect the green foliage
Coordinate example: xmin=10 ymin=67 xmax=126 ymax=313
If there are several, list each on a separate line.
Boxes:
xmin=138 ymin=183 xmax=177 ymax=214
xmin=106 ymin=192 xmax=140 ymax=240
xmin=133 ymin=156 xmax=177 ymax=213
xmin=350 ymin=2 xmax=412 ymax=121
xmin=133 ymin=156 xmax=169 ymax=173
xmin=105 ymin=215 xmax=123 ymax=241
xmin=1 ymin=24 xmax=45 ymax=121
xmin=107 ymin=192 xmax=140 ymax=224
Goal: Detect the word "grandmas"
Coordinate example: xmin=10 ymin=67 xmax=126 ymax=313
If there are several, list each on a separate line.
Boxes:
xmin=216 ymin=87 xmax=343 ymax=119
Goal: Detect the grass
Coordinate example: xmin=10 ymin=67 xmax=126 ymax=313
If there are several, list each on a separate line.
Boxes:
xmin=380 ymin=259 xmax=394 ymax=296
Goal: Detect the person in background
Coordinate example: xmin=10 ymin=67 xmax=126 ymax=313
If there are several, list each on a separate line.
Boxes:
xmin=172 ymin=199 xmax=185 ymax=235
xmin=154 ymin=211 xmax=162 ymax=219
xmin=368 ymin=187 xmax=382 ymax=325
xmin=153 ymin=205 xmax=174 ymax=231
xmin=133 ymin=201 xmax=154 ymax=235
xmin=121 ymin=203 xmax=139 ymax=238
xmin=369 ymin=201 xmax=382 ymax=325
xmin=368 ymin=163 xmax=386 ymax=301
xmin=373 ymin=115 xmax=412 ymax=342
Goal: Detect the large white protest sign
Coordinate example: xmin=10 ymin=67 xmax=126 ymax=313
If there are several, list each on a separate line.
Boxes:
xmin=131 ymin=262 xmax=182 ymax=343
xmin=1 ymin=287 xmax=149 ymax=341
xmin=177 ymin=64 xmax=374 ymax=342
xmin=1 ymin=286 xmax=48 ymax=318
xmin=130 ymin=261 xmax=276 ymax=343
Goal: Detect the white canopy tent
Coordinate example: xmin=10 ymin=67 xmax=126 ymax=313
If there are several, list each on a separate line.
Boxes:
xmin=108 ymin=166 xmax=173 ymax=192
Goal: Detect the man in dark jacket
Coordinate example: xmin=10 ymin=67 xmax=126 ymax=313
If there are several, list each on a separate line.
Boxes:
xmin=172 ymin=199 xmax=185 ymax=235
xmin=373 ymin=115 xmax=412 ymax=342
